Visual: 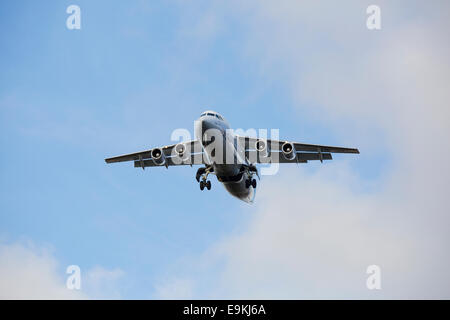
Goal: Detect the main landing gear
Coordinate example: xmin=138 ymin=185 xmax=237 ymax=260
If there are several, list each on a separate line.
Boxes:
xmin=200 ymin=180 xmax=211 ymax=191
xmin=244 ymin=164 xmax=258 ymax=189
xmin=245 ymin=178 xmax=257 ymax=189
xmin=196 ymin=166 xmax=213 ymax=191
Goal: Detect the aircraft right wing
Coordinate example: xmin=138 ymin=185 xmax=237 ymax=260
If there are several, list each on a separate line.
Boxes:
xmin=105 ymin=140 xmax=205 ymax=169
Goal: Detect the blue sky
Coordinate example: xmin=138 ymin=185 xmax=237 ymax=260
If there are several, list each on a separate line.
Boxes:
xmin=1 ymin=1 xmax=449 ymax=299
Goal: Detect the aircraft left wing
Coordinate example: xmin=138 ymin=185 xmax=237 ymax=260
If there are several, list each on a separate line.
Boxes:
xmin=105 ymin=140 xmax=205 ymax=169
xmin=237 ymin=136 xmax=359 ymax=164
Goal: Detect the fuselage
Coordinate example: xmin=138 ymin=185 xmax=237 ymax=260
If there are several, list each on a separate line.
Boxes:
xmin=194 ymin=111 xmax=255 ymax=203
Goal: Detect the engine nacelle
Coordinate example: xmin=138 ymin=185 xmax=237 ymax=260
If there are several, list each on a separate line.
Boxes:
xmin=174 ymin=143 xmax=190 ymax=161
xmin=151 ymin=148 xmax=166 ymax=166
xmin=281 ymin=142 xmax=296 ymax=161
xmin=255 ymin=139 xmax=268 ymax=158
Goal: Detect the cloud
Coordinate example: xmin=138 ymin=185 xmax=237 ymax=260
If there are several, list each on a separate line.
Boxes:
xmin=154 ymin=277 xmax=194 ymax=299
xmin=0 ymin=242 xmax=86 ymax=299
xmin=0 ymin=241 xmax=124 ymax=299
xmin=83 ymin=266 xmax=125 ymax=299
xmin=201 ymin=166 xmax=449 ymax=299
xmin=155 ymin=0 xmax=450 ymax=299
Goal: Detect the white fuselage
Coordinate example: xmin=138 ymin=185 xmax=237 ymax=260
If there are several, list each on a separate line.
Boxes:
xmin=194 ymin=113 xmax=255 ymax=203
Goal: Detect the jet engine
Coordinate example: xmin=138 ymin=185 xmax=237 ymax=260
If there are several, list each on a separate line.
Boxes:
xmin=174 ymin=143 xmax=190 ymax=161
xmin=255 ymin=139 xmax=268 ymax=158
xmin=281 ymin=142 xmax=296 ymax=161
xmin=151 ymin=148 xmax=166 ymax=166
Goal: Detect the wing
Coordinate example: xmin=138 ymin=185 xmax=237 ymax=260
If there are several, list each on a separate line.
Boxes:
xmin=237 ymin=136 xmax=359 ymax=164
xmin=104 ymin=140 xmax=205 ymax=168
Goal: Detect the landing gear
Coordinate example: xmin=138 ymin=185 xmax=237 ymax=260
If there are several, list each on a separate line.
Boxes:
xmin=242 ymin=164 xmax=259 ymax=189
xmin=197 ymin=166 xmax=213 ymax=191
xmin=245 ymin=178 xmax=257 ymax=189
xmin=199 ymin=180 xmax=211 ymax=191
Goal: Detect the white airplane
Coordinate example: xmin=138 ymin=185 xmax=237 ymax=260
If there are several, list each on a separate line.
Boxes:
xmin=105 ymin=111 xmax=359 ymax=203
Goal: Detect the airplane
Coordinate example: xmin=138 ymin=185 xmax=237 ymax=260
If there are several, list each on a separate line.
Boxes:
xmin=105 ymin=111 xmax=359 ymax=203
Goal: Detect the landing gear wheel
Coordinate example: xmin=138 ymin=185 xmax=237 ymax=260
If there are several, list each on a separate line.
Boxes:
xmin=245 ymin=179 xmax=251 ymax=189
xmin=252 ymin=179 xmax=257 ymax=188
xmin=200 ymin=181 xmax=205 ymax=191
xmin=206 ymin=180 xmax=211 ymax=190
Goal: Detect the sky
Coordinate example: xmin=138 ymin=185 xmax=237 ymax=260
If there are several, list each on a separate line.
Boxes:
xmin=0 ymin=0 xmax=449 ymax=299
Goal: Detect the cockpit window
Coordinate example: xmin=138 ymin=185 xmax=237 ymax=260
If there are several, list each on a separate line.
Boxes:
xmin=201 ymin=112 xmax=223 ymax=120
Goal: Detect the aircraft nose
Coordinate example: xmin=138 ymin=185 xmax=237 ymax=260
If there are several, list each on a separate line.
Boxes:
xmin=195 ymin=119 xmax=210 ymax=143
xmin=201 ymin=118 xmax=215 ymax=135
xmin=200 ymin=118 xmax=225 ymax=147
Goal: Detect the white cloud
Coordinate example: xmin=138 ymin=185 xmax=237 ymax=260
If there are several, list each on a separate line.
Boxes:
xmin=155 ymin=0 xmax=450 ymax=299
xmin=0 ymin=241 xmax=124 ymax=299
xmin=83 ymin=266 xmax=125 ymax=299
xmin=203 ymin=165 xmax=449 ymax=299
xmin=0 ymin=242 xmax=86 ymax=299
xmin=154 ymin=277 xmax=194 ymax=299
